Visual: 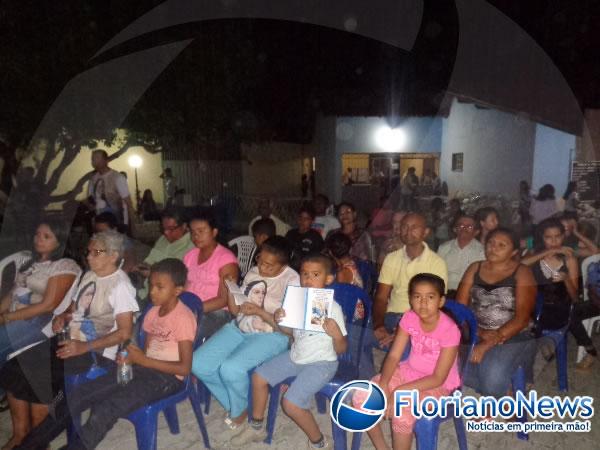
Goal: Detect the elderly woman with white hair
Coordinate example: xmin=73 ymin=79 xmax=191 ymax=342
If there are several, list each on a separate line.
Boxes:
xmin=0 ymin=230 xmax=139 ymax=450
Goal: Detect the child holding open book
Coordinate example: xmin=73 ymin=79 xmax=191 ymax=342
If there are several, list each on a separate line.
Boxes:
xmin=232 ymin=254 xmax=347 ymax=449
xmin=192 ymin=236 xmax=299 ymax=437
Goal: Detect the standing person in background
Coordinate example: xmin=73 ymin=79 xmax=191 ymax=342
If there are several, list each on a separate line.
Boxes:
xmin=474 ymin=207 xmax=499 ymax=245
xmin=85 ymin=150 xmax=134 ymax=229
xmin=518 ymin=180 xmax=532 ymax=229
xmin=161 ymin=168 xmax=177 ymax=209
xmin=562 ymin=181 xmax=579 ymax=213
xmin=311 ymin=194 xmax=340 ymax=238
xmin=400 ymin=167 xmax=419 ymax=211
xmin=301 ymin=174 xmax=309 ymax=198
xmin=247 ymin=199 xmax=290 ymax=237
xmin=530 ymin=184 xmax=558 ymax=226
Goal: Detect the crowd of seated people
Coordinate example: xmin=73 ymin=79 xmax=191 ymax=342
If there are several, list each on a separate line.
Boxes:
xmin=0 ymin=180 xmax=599 ymax=450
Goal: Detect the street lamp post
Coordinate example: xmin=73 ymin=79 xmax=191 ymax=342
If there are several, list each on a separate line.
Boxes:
xmin=127 ymin=155 xmax=143 ymax=213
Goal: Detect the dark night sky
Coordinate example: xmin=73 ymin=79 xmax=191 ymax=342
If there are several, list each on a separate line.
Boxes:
xmin=1 ymin=0 xmax=599 ymax=148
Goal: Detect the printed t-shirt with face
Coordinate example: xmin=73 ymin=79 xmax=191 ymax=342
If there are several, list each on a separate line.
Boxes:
xmin=69 ymin=269 xmax=139 ymax=360
xmin=237 ymin=265 xmax=300 ymax=333
xmin=183 ymin=244 xmax=238 ymax=302
xmin=290 ymin=300 xmax=347 ymax=364
xmin=143 ymin=300 xmax=197 ymax=379
xmin=87 ymin=169 xmax=130 ymax=217
xmin=311 ymin=215 xmax=341 ymax=238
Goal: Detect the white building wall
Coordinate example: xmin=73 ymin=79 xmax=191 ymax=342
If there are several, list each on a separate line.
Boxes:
xmin=440 ymin=99 xmax=536 ymax=196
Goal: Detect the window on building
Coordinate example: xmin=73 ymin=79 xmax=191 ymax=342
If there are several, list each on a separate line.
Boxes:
xmin=452 ymin=153 xmax=463 ymax=172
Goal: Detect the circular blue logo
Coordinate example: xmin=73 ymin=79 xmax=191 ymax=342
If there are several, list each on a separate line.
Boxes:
xmin=330 ymin=380 xmax=387 ymax=432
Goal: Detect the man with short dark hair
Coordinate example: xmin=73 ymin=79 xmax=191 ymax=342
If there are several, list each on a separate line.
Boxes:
xmin=134 ymin=208 xmax=195 ymax=298
xmin=247 ymin=199 xmax=290 ymax=237
xmin=86 ymin=150 xmax=134 ymax=226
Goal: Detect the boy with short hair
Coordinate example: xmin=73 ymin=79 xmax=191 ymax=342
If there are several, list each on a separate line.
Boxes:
xmin=232 ymin=254 xmax=347 ymax=449
xmin=16 ymin=259 xmax=197 ymax=450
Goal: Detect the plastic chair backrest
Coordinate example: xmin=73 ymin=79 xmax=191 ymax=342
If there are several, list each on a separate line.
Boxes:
xmin=355 ymin=259 xmax=376 ymax=293
xmin=330 ymin=282 xmax=372 ymax=364
xmin=0 ymin=250 xmax=32 ymax=293
xmin=136 ymin=291 xmax=204 ymax=351
xmin=581 ymin=253 xmax=600 ymax=302
xmin=228 ymin=235 xmax=256 ymax=277
xmin=442 ymin=299 xmax=478 ymax=378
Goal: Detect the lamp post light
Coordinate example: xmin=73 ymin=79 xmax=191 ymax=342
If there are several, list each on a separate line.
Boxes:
xmin=127 ymin=154 xmax=143 ymax=212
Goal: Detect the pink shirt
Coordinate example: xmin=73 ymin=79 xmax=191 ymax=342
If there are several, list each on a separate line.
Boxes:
xmin=183 ymin=244 xmax=238 ymax=302
xmin=143 ymin=301 xmax=197 ymax=379
xmin=399 ymin=310 xmax=461 ymax=391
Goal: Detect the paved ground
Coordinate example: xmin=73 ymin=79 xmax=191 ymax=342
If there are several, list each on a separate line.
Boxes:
xmin=1 ymin=333 xmax=599 ymax=450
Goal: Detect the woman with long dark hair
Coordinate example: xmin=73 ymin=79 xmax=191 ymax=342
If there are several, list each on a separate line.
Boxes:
xmin=530 ymin=184 xmax=558 ymax=225
xmin=0 ymin=218 xmax=80 ymax=364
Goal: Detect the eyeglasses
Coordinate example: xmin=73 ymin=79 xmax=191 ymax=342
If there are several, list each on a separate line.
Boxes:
xmin=456 ymin=224 xmax=475 ymax=231
xmin=85 ymin=249 xmax=107 ymax=257
xmin=161 ymin=225 xmax=182 ymax=233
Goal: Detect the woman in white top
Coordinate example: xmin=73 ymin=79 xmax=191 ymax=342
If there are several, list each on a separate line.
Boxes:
xmin=0 ymin=219 xmax=80 ymax=364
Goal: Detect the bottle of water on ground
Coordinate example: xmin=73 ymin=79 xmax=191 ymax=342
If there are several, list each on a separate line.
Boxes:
xmin=117 ymin=345 xmax=133 ymax=385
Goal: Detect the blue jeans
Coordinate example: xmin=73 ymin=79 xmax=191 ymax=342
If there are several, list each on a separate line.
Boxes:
xmin=192 ymin=322 xmax=289 ymax=418
xmin=0 ymin=314 xmax=51 ymax=365
xmin=463 ymin=331 xmax=537 ymax=397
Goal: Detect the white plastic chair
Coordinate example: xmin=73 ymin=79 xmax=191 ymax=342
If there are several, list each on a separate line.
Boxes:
xmin=0 ymin=250 xmax=32 ymax=293
xmin=228 ymin=235 xmax=256 ymax=278
xmin=577 ymin=254 xmax=600 ymax=363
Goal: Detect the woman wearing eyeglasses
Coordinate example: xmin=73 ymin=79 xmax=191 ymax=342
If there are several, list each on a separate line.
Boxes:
xmin=437 ymin=214 xmax=485 ymax=298
xmin=0 ymin=230 xmax=138 ymax=449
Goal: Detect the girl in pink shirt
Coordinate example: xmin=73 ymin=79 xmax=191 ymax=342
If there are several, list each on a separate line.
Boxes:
xmin=353 ymin=273 xmax=460 ymax=450
xmin=184 ymin=212 xmax=239 ymax=340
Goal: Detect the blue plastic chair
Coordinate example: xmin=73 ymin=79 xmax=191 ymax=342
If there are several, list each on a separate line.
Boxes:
xmin=68 ymin=292 xmax=210 ymax=450
xmin=351 ymin=299 xmax=478 ymax=450
xmin=356 ymin=259 xmax=377 ymax=295
xmin=263 ymin=283 xmax=372 ymax=449
xmin=511 ymin=293 xmax=570 ymax=441
xmin=124 ymin=291 xmax=210 ymax=450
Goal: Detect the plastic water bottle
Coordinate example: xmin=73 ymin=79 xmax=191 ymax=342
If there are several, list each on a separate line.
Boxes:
xmin=117 ymin=347 xmax=133 ymax=385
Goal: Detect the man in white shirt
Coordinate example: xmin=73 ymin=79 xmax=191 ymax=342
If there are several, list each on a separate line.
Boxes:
xmin=311 ymin=194 xmax=340 ymax=238
xmin=86 ymin=150 xmax=135 ymax=227
xmin=437 ymin=214 xmax=485 ymax=294
xmin=248 ymin=198 xmax=290 ymax=237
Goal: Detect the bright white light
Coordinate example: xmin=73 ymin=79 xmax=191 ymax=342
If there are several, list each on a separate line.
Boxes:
xmin=375 ymin=127 xmax=406 ymax=152
xmin=128 ymin=154 xmax=143 ymax=168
